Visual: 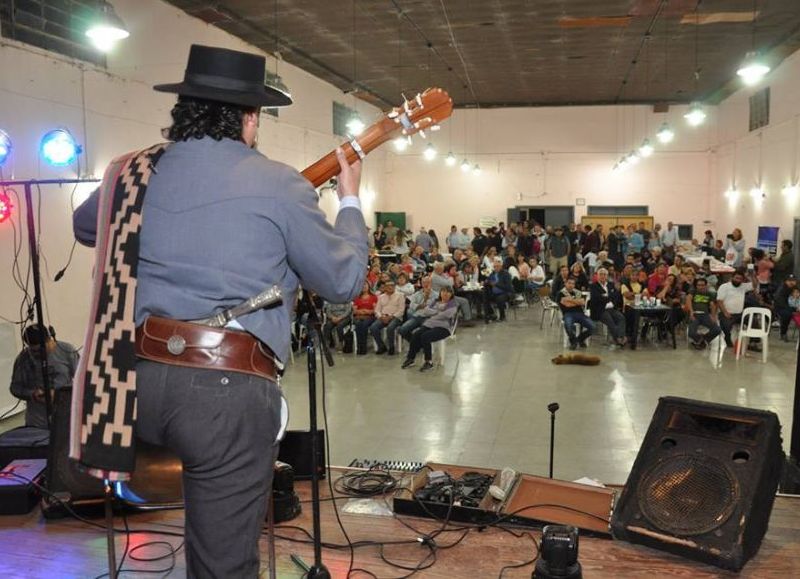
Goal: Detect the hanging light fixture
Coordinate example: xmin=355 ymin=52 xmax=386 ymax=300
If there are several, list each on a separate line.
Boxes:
xmin=445 ymin=152 xmax=456 ymax=166
xmin=85 ymin=1 xmax=130 ymax=52
xmin=782 ymin=184 xmax=799 ymax=197
xmin=684 ymin=102 xmax=707 ymax=127
xmin=628 ymin=151 xmax=641 ymax=165
xmin=737 ymin=51 xmax=770 ymax=86
xmin=393 ymin=137 xmax=409 ymax=152
xmin=750 ymin=186 xmax=765 ymax=199
xmin=460 ymin=159 xmax=470 ymax=172
xmin=472 ymin=164 xmax=481 ymax=176
xmin=423 ymin=143 xmax=437 ymax=161
xmin=656 ymin=122 xmax=675 ymax=143
xmin=737 ymin=1 xmax=770 ymax=86
xmin=638 ymin=138 xmax=654 ymax=157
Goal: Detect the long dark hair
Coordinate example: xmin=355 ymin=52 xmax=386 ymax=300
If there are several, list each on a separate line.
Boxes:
xmin=165 ymin=97 xmax=256 ymax=142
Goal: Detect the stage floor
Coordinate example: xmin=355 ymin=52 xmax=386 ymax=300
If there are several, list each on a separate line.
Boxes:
xmin=0 ymin=470 xmax=799 ymax=578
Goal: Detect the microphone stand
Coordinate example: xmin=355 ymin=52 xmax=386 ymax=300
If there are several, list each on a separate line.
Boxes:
xmin=302 ymin=293 xmax=333 ymax=578
xmin=548 ymin=403 xmax=560 ymax=479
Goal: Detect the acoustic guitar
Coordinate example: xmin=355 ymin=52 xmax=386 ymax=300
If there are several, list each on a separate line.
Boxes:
xmin=120 ymin=88 xmax=453 ymax=507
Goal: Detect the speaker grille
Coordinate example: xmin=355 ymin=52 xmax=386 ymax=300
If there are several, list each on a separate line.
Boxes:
xmin=638 ymin=454 xmax=739 ymax=536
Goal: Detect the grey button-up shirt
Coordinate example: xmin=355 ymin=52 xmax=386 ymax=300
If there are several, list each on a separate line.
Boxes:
xmin=73 ymin=137 xmax=368 ymax=363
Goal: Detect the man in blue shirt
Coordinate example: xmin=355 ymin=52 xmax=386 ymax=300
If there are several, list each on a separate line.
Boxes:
xmin=73 ymin=45 xmax=367 ymax=578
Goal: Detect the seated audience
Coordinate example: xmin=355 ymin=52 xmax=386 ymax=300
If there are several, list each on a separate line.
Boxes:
xmin=503 ymin=244 xmax=518 ymax=270
xmin=657 ymin=273 xmax=684 ymax=329
xmin=559 ymin=277 xmax=594 ymax=350
xmin=395 ymin=272 xmax=415 ymax=298
xmin=551 ymin=264 xmax=571 ymax=297
xmin=621 ymin=268 xmax=649 ymax=341
xmin=483 ymin=259 xmax=514 ymax=322
xmin=352 ymin=281 xmax=378 ymax=355
xmin=716 ymin=268 xmax=755 ymax=348
xmin=686 ymin=277 xmax=721 ymax=350
xmin=402 ymin=286 xmax=458 ymax=372
xmin=789 ymin=287 xmax=800 ymax=333
xmin=366 ymin=263 xmax=381 ymax=289
xmin=369 ymin=281 xmax=405 ymax=355
xmin=410 ymin=245 xmax=428 ymax=273
xmin=647 ymin=263 xmax=668 ymax=295
xmin=527 ymin=257 xmax=546 ymax=290
xmin=428 ymin=246 xmax=445 ymax=263
xmin=322 ymin=301 xmax=353 ymax=350
xmin=589 ymin=267 xmax=626 ymax=346
xmin=399 ymin=276 xmax=438 ymax=341
xmin=512 ymin=253 xmax=529 ymax=293
xmin=10 ymin=324 xmax=78 ymax=429
xmin=482 ymin=246 xmax=499 ymax=272
xmin=570 ymin=262 xmax=590 ymax=291
xmin=668 ymin=255 xmax=686 ymax=277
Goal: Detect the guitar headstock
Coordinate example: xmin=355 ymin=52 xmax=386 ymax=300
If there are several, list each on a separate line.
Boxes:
xmin=387 ymin=88 xmax=453 ymax=141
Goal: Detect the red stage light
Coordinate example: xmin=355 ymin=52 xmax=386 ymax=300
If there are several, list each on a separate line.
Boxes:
xmin=0 ymin=192 xmax=12 ymax=223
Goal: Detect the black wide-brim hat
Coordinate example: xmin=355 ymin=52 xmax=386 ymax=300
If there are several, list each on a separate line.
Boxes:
xmin=154 ymin=44 xmax=292 ymax=108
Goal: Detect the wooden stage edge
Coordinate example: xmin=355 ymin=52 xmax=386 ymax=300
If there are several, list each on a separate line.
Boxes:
xmin=0 ymin=468 xmax=799 ymax=578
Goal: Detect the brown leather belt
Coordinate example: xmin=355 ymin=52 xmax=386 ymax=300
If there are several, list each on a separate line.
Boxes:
xmin=135 ymin=316 xmax=279 ymax=382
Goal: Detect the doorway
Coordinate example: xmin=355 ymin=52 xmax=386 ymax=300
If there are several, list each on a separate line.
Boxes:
xmin=507 ymin=206 xmax=574 ymax=228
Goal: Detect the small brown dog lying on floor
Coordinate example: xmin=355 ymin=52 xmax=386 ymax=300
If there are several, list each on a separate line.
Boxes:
xmin=551 ymin=353 xmax=601 ymax=366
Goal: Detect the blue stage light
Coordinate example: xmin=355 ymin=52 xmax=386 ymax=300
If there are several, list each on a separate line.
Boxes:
xmin=40 ymin=129 xmax=81 ymax=167
xmin=0 ymin=130 xmax=11 ymax=166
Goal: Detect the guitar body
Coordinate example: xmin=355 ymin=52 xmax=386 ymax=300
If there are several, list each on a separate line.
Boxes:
xmin=118 ymin=88 xmax=453 ymax=507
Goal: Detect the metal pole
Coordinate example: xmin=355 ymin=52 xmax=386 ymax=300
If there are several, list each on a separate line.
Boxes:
xmin=548 ymin=402 xmax=560 ymax=479
xmin=306 ymin=334 xmax=330 ymax=579
xmin=23 ymin=182 xmax=53 ymax=427
xmin=791 ymin=341 xmax=800 ymax=460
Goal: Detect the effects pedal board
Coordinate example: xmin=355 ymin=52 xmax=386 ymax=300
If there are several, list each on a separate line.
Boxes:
xmin=0 ymin=458 xmax=47 ymax=515
xmin=348 ymin=458 xmax=424 ymax=473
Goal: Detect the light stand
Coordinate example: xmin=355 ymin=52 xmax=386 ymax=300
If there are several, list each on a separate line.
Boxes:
xmin=0 ymin=178 xmax=100 ymax=427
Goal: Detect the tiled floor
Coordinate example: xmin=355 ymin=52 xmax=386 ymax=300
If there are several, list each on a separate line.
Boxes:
xmin=279 ymin=306 xmax=798 ymax=485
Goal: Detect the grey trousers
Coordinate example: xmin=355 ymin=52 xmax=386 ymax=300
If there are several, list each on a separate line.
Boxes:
xmin=136 ymin=360 xmax=283 ymax=579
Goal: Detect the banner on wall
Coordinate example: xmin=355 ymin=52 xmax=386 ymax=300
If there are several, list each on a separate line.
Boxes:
xmin=757 ymin=226 xmax=780 ymax=254
xmin=479 ymin=216 xmax=498 ymax=228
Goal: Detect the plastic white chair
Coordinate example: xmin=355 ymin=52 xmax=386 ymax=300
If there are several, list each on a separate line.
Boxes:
xmin=735 ymin=307 xmax=771 ymax=363
xmin=434 ymin=316 xmax=459 ymax=366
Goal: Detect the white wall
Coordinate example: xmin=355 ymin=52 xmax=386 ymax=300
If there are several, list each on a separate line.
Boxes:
xmin=382 ymin=104 xmax=716 ymax=239
xmin=711 ymin=49 xmax=800 ymax=249
xmin=0 ymin=0 xmax=386 ymax=347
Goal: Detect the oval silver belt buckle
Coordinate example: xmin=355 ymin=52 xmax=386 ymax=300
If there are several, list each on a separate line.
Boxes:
xmin=167 ymin=335 xmax=187 ymax=355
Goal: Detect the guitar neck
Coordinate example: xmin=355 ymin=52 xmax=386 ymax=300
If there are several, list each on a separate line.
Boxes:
xmin=301 ymin=117 xmax=397 ymax=188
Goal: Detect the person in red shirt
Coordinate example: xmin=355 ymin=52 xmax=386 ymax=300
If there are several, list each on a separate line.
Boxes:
xmin=352 ymin=281 xmax=378 ymax=355
xmin=647 ymin=263 xmax=668 ymax=295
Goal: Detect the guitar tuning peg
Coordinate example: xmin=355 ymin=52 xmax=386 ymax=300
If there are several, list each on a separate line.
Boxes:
xmin=416 ymin=94 xmax=423 ymax=107
xmin=418 ymin=129 xmax=426 ymax=139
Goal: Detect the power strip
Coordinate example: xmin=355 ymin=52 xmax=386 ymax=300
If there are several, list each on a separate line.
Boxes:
xmin=348 ymin=459 xmax=424 ymax=473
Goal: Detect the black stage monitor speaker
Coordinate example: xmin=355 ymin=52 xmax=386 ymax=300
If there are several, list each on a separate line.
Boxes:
xmin=277 ymin=430 xmax=325 ymax=480
xmin=43 ymin=388 xmax=104 ymax=515
xmin=611 ymin=397 xmax=784 ymax=571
